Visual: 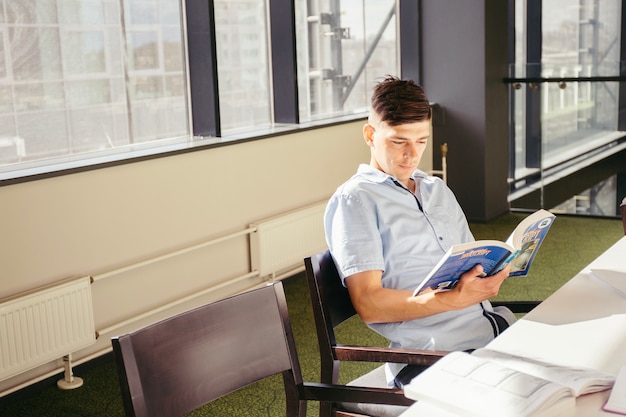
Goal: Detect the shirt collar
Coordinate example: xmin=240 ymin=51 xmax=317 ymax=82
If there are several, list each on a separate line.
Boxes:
xmin=356 ymin=164 xmax=428 ymax=184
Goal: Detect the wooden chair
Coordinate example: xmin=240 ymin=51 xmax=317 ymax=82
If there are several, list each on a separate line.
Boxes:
xmin=304 ymin=249 xmax=540 ymax=417
xmin=111 ymin=281 xmax=410 ymax=417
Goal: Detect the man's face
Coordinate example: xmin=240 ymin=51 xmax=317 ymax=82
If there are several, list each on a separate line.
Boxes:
xmin=363 ymin=118 xmax=430 ymax=186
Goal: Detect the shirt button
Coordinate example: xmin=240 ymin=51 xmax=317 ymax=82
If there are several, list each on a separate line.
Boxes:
xmin=439 ymin=236 xmax=443 ymax=240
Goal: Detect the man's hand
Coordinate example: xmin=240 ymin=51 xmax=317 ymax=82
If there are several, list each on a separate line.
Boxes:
xmin=437 ymin=264 xmax=511 ymax=310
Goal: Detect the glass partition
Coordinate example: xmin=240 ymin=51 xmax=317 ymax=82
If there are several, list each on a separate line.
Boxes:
xmin=509 ymin=0 xmax=626 ymax=218
xmin=507 ymin=64 xmax=625 ymax=217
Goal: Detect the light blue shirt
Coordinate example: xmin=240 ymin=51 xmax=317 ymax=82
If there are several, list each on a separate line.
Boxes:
xmin=325 ymin=165 xmax=512 ymax=376
xmin=325 ymin=164 xmax=473 ymax=291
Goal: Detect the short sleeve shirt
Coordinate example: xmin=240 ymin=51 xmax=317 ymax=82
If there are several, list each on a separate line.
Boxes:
xmin=324 ymin=164 xmax=502 ymax=354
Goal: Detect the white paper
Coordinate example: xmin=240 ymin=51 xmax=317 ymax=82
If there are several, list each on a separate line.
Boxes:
xmin=590 ymin=269 xmax=626 ymax=299
xmin=486 ymin=314 xmax=626 ymax=375
xmin=604 ymin=365 xmax=626 ymax=415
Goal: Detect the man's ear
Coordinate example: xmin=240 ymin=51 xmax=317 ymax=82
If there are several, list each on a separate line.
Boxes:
xmin=363 ymin=123 xmax=375 ymax=147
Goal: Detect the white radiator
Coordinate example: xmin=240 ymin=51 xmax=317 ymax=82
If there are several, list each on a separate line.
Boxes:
xmin=250 ymin=200 xmax=328 ymax=278
xmin=0 ymin=276 xmax=95 ymax=382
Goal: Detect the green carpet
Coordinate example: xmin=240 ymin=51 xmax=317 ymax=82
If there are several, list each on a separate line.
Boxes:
xmin=0 ymin=213 xmax=622 ymax=417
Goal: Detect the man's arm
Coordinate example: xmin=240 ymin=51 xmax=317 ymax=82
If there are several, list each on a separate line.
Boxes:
xmin=344 ymin=264 xmax=511 ymax=324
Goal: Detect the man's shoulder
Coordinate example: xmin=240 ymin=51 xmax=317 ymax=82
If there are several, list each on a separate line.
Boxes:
xmin=335 ymin=165 xmax=389 ymax=190
xmin=333 ymin=173 xmax=389 ymax=201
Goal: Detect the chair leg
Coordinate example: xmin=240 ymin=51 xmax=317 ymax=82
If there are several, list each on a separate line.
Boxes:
xmin=319 ymin=401 xmax=334 ymax=417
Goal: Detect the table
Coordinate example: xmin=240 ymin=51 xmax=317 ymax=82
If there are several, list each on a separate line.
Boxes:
xmin=400 ymin=235 xmax=626 ymax=417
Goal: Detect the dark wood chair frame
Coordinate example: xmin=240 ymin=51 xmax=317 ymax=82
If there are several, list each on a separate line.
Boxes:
xmin=304 ymin=249 xmax=540 ymax=417
xmin=111 ymin=281 xmax=408 ymax=417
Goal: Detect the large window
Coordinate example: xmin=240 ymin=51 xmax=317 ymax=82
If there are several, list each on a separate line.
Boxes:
xmin=214 ymin=0 xmax=271 ymax=134
xmin=0 ymin=0 xmax=189 ymax=173
xmin=510 ymin=0 xmax=625 ymax=215
xmin=294 ymin=0 xmax=397 ymax=122
xmin=0 ymin=0 xmax=400 ymax=180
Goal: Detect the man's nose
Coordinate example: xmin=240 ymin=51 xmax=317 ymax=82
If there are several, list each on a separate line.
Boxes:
xmin=405 ymin=144 xmax=418 ymax=158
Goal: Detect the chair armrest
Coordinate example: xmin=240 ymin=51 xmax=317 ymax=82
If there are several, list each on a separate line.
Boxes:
xmin=301 ymin=382 xmax=414 ymax=406
xmin=491 ymin=300 xmax=541 ymax=313
xmin=334 ymin=345 xmax=447 ymax=366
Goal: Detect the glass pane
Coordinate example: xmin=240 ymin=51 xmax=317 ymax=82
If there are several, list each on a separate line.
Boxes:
xmin=16 ymin=111 xmax=68 ymax=158
xmin=214 ymin=0 xmax=271 ymax=133
xmin=66 ymin=79 xmax=111 ymax=107
xmin=128 ymin=30 xmax=160 ymax=71
xmin=0 ymin=0 xmax=189 ymax=171
xmin=551 ymin=175 xmax=618 ymax=216
xmin=58 ymin=0 xmax=105 ymax=25
xmin=512 ymin=0 xmax=527 ymax=178
xmin=0 ymin=31 xmax=6 ymax=78
xmin=10 ymin=27 xmax=62 ymax=82
xmin=163 ymin=27 xmax=183 ymax=72
xmin=63 ymin=30 xmax=106 ymax=75
xmin=510 ymin=0 xmax=622 ymax=215
xmin=5 ymin=1 xmax=58 ymax=25
xmin=295 ymin=0 xmax=397 ymax=122
xmin=126 ymin=0 xmax=158 ymax=25
xmin=0 ymin=85 xmax=12 ymax=113
xmin=0 ymin=115 xmax=20 ymax=165
xmin=14 ymin=82 xmax=65 ymax=112
xmin=541 ymin=0 xmax=621 ymax=163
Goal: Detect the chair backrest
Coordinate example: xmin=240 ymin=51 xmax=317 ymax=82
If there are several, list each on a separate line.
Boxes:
xmin=306 ymin=249 xmax=357 ymax=327
xmin=304 ymin=249 xmax=358 ymax=383
xmin=305 ymin=250 xmax=422 ymax=417
xmin=111 ymin=282 xmax=304 ymax=417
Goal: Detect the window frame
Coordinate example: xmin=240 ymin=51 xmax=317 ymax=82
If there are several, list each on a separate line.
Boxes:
xmin=1 ymin=0 xmax=419 ymax=186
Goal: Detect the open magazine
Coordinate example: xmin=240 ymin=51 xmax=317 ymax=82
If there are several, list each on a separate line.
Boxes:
xmin=404 ymin=349 xmax=615 ymax=417
xmin=413 ymin=209 xmax=555 ymax=296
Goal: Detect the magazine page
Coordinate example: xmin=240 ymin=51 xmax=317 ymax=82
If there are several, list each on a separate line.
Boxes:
xmin=472 ymin=348 xmax=615 ymax=397
xmin=404 ymin=351 xmax=576 ymax=417
xmin=413 ymin=210 xmax=555 ymax=295
xmin=413 ymin=240 xmax=513 ymax=295
xmin=503 ymin=210 xmax=555 ymax=277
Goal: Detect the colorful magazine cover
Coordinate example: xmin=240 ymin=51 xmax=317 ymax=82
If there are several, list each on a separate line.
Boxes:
xmin=413 ymin=210 xmax=555 ymax=295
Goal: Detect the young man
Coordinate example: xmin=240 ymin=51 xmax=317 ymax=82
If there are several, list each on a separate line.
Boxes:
xmin=324 ymin=75 xmax=513 ymax=387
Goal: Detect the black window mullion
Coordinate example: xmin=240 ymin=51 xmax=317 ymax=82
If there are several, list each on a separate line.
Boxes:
xmin=269 ymin=0 xmax=299 ymax=124
xmin=399 ymin=0 xmax=421 ymax=83
xmin=618 ymin=0 xmax=626 ymax=130
xmin=525 ymin=0 xmax=542 ymax=171
xmin=185 ymin=0 xmax=220 ymax=137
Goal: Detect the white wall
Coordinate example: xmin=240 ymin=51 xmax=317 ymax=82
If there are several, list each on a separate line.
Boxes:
xmin=0 ymin=119 xmax=434 ymax=393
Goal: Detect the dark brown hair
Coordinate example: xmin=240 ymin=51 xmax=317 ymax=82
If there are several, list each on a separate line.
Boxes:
xmin=370 ymin=75 xmax=431 ymax=126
